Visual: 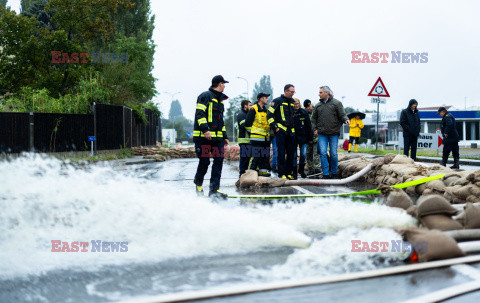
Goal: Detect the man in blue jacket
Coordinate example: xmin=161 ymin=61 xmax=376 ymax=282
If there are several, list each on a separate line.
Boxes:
xmin=438 ymin=107 xmax=460 ymax=169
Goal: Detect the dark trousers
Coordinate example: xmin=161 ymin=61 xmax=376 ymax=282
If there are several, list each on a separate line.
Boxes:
xmin=276 ymin=130 xmax=296 ymax=176
xmin=442 ymin=142 xmax=460 ymax=165
xmin=248 ymin=140 xmax=270 ymax=171
xmin=239 ymin=143 xmax=250 ymax=176
xmin=404 ymin=135 xmax=418 ymax=161
xmin=194 ymin=139 xmax=224 ymax=192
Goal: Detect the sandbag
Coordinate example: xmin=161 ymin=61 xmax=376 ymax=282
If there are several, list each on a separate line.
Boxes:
xmin=416 ymin=195 xmax=458 ymax=217
xmin=426 ymin=180 xmax=447 ymax=193
xmin=444 ymin=176 xmax=460 ymax=187
xmin=239 ymin=170 xmax=258 ymax=188
xmin=464 ymin=203 xmax=480 ymax=229
xmin=420 ymin=214 xmax=463 ymax=231
xmin=370 ymin=157 xmax=385 ymax=168
xmin=383 ymin=153 xmax=397 ymax=164
xmin=467 ymin=171 xmax=480 ymax=183
xmin=378 ymin=186 xmax=413 ymax=210
xmin=401 ymin=227 xmax=466 ymax=262
xmin=390 ymin=155 xmax=415 ymax=165
xmin=453 ymin=177 xmax=470 ymax=186
xmin=467 ymin=195 xmax=480 ymax=203
xmin=255 ymin=177 xmax=286 ymax=188
xmin=452 ymin=184 xmax=477 ymax=200
xmin=406 ymin=205 xmax=417 ymax=217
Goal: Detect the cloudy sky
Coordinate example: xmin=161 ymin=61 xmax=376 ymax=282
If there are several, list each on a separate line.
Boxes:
xmin=7 ymin=0 xmax=480 ymax=119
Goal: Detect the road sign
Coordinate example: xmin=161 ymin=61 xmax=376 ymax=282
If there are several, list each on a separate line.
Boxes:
xmin=186 ymin=132 xmax=192 ymax=138
xmin=368 ymin=77 xmax=390 ymax=97
xmin=399 ymin=133 xmax=443 ymax=149
xmin=371 ymin=97 xmax=386 ymax=104
xmin=88 ymin=136 xmax=96 ymax=142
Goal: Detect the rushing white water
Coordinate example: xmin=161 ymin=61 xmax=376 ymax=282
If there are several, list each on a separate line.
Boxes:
xmin=0 ymin=154 xmax=416 ymax=282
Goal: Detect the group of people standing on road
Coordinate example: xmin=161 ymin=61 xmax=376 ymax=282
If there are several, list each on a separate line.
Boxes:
xmin=400 ymin=100 xmax=460 ymax=168
xmin=192 ymin=75 xmax=461 ymax=199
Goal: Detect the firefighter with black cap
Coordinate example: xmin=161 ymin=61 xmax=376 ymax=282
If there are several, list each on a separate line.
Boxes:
xmin=236 ymin=99 xmax=252 ymax=176
xmin=245 ymin=93 xmax=271 ymax=176
xmin=438 ymin=106 xmax=460 ymax=169
xmin=193 ymin=75 xmax=229 ymax=199
xmin=267 ymin=84 xmax=296 ymax=179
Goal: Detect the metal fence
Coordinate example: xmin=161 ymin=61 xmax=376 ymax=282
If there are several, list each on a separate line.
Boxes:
xmin=0 ymin=103 xmax=161 ymax=153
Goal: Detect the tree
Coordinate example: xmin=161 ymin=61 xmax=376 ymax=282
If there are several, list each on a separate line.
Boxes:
xmin=168 ymin=99 xmax=184 ymax=121
xmin=1 ymin=0 xmax=7 ymax=8
xmin=224 ymin=95 xmax=245 ymax=140
xmin=252 ymin=75 xmax=273 ymax=102
xmin=20 ymin=0 xmax=34 ymax=13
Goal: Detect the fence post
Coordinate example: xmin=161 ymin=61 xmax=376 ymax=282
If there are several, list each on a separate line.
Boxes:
xmin=122 ymin=106 xmax=126 ymax=148
xmin=130 ymin=108 xmax=133 ymax=148
xmin=29 ymin=112 xmax=34 ymax=152
xmin=93 ymin=102 xmax=97 ymax=155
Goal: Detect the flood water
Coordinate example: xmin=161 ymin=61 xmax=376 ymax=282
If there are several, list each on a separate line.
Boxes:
xmin=0 ymin=155 xmax=417 ymax=302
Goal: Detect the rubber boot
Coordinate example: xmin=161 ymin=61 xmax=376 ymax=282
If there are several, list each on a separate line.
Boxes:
xmin=348 ymin=143 xmax=352 ymax=153
xmin=299 ymin=164 xmax=307 ymax=178
xmin=354 ymin=144 xmax=358 ymax=152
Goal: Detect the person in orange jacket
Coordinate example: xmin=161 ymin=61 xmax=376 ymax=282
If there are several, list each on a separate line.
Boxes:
xmin=348 ymin=114 xmax=364 ymax=152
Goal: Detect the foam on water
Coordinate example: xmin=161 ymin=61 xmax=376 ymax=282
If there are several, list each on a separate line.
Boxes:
xmin=0 ymin=154 xmax=416 ymax=281
xmin=248 ymin=227 xmax=406 ymax=280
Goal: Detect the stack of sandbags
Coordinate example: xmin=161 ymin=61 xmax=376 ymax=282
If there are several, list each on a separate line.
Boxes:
xmin=400 ymin=227 xmax=465 ymax=262
xmin=225 ymin=145 xmax=240 ymax=161
xmin=144 ymin=154 xmax=168 ymax=162
xmin=443 ymin=171 xmax=480 ymax=204
xmin=415 ymin=195 xmax=462 ymax=231
xmin=378 ymin=185 xmax=413 ymax=211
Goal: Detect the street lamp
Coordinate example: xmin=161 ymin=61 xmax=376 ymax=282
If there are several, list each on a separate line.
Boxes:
xmin=236 ymin=77 xmax=249 ymax=100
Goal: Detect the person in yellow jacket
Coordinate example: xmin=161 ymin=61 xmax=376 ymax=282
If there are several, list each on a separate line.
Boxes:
xmin=245 ymin=93 xmax=271 ymax=176
xmin=348 ymin=113 xmax=364 ymax=152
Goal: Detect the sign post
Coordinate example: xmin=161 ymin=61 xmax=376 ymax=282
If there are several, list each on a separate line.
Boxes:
xmin=368 ymin=77 xmax=390 ymax=150
xmin=88 ymin=136 xmax=96 ymax=157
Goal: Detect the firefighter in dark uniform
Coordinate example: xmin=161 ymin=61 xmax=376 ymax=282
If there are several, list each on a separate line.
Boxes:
xmin=193 ymin=75 xmax=229 ymax=199
xmin=236 ymin=100 xmax=251 ymax=176
xmin=267 ymin=84 xmax=296 ymax=179
xmin=245 ymin=93 xmax=271 ymax=177
xmin=293 ymin=98 xmax=313 ymax=179
xmin=438 ymin=107 xmax=460 ymax=169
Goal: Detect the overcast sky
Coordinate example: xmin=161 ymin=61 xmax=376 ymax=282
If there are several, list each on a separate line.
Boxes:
xmin=7 ymin=0 xmax=480 ymax=119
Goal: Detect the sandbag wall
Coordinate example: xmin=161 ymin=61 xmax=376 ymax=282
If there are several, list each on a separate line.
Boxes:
xmin=133 ymin=144 xmax=240 ymax=162
xmin=338 ymin=153 xmax=480 ymax=204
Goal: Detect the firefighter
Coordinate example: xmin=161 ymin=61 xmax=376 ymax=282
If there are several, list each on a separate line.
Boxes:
xmin=245 ymin=93 xmax=271 ymax=176
xmin=193 ymin=75 xmax=229 ymax=199
xmin=236 ymin=100 xmax=252 ymax=176
xmin=267 ymin=84 xmax=296 ymax=179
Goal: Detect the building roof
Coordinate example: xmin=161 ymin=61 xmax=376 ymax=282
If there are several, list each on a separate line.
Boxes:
xmin=418 ymin=106 xmax=451 ymax=111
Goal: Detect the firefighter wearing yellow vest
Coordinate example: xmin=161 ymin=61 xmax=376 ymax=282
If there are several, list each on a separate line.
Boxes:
xmin=245 ymin=93 xmax=271 ymax=177
xmin=348 ymin=114 xmax=364 ymax=152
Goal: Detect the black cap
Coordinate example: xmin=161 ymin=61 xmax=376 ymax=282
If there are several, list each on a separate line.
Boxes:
xmin=257 ymin=93 xmax=270 ymax=100
xmin=304 ymin=99 xmax=312 ymax=108
xmin=438 ymin=106 xmax=447 ymax=113
xmin=212 ymin=75 xmax=229 ymax=85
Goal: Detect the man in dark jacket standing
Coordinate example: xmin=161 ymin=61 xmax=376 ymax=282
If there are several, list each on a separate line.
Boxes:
xmin=311 ymin=86 xmax=349 ymax=179
xmin=400 ymin=99 xmax=421 ymax=161
xmin=293 ymin=98 xmax=313 ymax=178
xmin=193 ymin=75 xmax=229 ymax=199
xmin=438 ymin=107 xmax=460 ymax=169
xmin=236 ymin=100 xmax=251 ymax=176
xmin=267 ymin=84 xmax=296 ymax=179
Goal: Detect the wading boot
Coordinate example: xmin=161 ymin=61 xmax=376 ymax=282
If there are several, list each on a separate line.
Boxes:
xmin=209 ymin=189 xmax=228 ymax=200
xmin=299 ymin=164 xmax=307 ymax=178
xmin=196 ymin=185 xmax=204 ymax=196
